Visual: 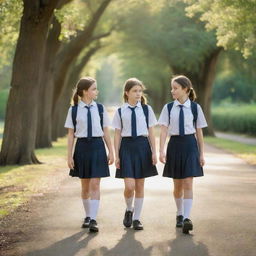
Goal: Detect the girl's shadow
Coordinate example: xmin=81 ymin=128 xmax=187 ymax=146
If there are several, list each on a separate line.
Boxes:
xmin=88 ymin=229 xmax=153 ymax=256
xmin=155 ymin=229 xmax=209 ymax=256
xmin=26 ymin=230 xmax=95 ymax=256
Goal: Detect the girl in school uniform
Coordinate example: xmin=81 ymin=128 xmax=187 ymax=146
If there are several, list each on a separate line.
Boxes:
xmin=112 ymin=78 xmax=158 ymax=230
xmin=64 ymin=77 xmax=114 ymax=233
xmin=158 ymin=75 xmax=207 ymax=234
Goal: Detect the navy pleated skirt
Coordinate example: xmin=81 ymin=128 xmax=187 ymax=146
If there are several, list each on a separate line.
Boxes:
xmin=116 ymin=136 xmax=158 ymax=179
xmin=163 ymin=134 xmax=203 ymax=179
xmin=70 ymin=137 xmax=110 ymax=179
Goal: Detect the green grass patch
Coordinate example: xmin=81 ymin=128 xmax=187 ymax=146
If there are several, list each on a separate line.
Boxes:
xmin=0 ymin=137 xmax=68 ymax=219
xmin=205 ymin=136 xmax=256 ymax=165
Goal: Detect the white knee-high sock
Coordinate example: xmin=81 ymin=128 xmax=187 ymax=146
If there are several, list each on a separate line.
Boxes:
xmin=90 ymin=200 xmax=100 ymax=220
xmin=133 ymin=197 xmax=144 ymax=220
xmin=183 ymin=199 xmax=193 ymax=219
xmin=174 ymin=197 xmax=183 ymax=216
xmin=82 ymin=199 xmax=90 ymax=218
xmin=125 ymin=196 xmax=134 ymax=211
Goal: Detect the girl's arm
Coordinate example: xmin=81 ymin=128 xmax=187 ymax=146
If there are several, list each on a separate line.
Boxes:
xmin=159 ymin=125 xmax=168 ymax=163
xmin=114 ymin=129 xmax=122 ymax=168
xmin=196 ymin=128 xmax=205 ymax=166
xmin=148 ymin=127 xmax=157 ymax=165
xmin=67 ymin=128 xmax=75 ymax=169
xmin=103 ymin=127 xmax=114 ymax=165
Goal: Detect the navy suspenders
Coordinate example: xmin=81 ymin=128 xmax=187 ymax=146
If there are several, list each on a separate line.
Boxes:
xmin=118 ymin=104 xmax=149 ymax=129
xmin=71 ymin=103 xmax=104 ymax=133
xmin=167 ymin=101 xmax=198 ymax=128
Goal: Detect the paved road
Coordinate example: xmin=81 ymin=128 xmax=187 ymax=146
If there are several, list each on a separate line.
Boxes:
xmin=5 ymin=144 xmax=256 ymax=256
xmin=215 ymin=132 xmax=256 ymax=145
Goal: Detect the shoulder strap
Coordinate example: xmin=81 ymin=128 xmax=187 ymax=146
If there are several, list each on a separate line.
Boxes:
xmin=190 ymin=101 xmax=198 ymax=128
xmin=71 ymin=105 xmax=78 ymax=132
xmin=97 ymin=103 xmax=104 ymax=130
xmin=118 ymin=105 xmax=149 ymax=130
xmin=167 ymin=102 xmax=174 ymax=125
xmin=142 ymin=104 xmax=149 ymax=129
xmin=118 ymin=107 xmax=123 ymax=129
xmin=167 ymin=101 xmax=198 ymax=127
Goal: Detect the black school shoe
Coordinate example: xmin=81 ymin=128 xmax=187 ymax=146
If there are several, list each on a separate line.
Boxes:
xmin=133 ymin=220 xmax=144 ymax=230
xmin=81 ymin=217 xmax=91 ymax=228
xmin=182 ymin=218 xmax=193 ymax=234
xmin=123 ymin=210 xmax=133 ymax=228
xmin=89 ymin=219 xmax=99 ymax=232
xmin=176 ymin=215 xmax=184 ymax=228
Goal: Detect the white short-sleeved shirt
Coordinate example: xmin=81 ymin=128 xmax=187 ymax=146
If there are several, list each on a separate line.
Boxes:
xmin=158 ymin=99 xmax=207 ymax=136
xmin=64 ymin=100 xmax=110 ymax=137
xmin=112 ymin=101 xmax=157 ymax=137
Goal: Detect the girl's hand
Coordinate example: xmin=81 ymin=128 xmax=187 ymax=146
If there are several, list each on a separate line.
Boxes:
xmin=200 ymin=154 xmax=205 ymax=167
xmin=115 ymin=157 xmax=120 ymax=169
xmin=108 ymin=152 xmax=114 ymax=165
xmin=159 ymin=151 xmax=166 ymax=164
xmin=152 ymin=153 xmax=157 ymax=165
xmin=68 ymin=157 xmax=74 ymax=169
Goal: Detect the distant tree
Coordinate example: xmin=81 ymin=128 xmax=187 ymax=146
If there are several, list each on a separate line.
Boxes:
xmin=113 ymin=0 xmax=222 ymax=134
xmin=184 ymin=0 xmax=256 ymax=58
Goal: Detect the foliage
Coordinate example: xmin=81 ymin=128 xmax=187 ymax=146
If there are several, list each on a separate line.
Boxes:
xmin=102 ymin=0 xmax=218 ymax=110
xmin=212 ymin=50 xmax=256 ymax=103
xmin=114 ymin=0 xmax=217 ymax=73
xmin=213 ymin=73 xmax=256 ymax=103
xmin=55 ymin=0 xmax=91 ymax=41
xmin=0 ymin=0 xmax=22 ymax=69
xmin=184 ymin=0 xmax=256 ymax=57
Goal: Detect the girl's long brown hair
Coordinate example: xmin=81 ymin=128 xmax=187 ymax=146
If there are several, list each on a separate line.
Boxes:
xmin=123 ymin=78 xmax=147 ymax=104
xmin=72 ymin=77 xmax=96 ymax=105
xmin=171 ymin=75 xmax=197 ymax=101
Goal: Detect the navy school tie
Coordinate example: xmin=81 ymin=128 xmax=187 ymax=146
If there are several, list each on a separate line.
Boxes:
xmin=85 ymin=106 xmax=92 ymax=138
xmin=179 ymin=105 xmax=185 ymax=136
xmin=128 ymin=106 xmax=137 ymax=138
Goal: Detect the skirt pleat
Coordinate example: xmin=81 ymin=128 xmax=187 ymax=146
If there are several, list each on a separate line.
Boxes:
xmin=70 ymin=137 xmax=110 ymax=178
xmin=163 ymin=134 xmax=203 ymax=179
xmin=116 ymin=136 xmax=158 ymax=179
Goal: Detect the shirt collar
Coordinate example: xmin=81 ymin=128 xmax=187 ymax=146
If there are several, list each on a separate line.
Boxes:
xmin=79 ymin=100 xmax=96 ymax=108
xmin=124 ymin=101 xmax=142 ymax=109
xmin=174 ymin=99 xmax=191 ymax=108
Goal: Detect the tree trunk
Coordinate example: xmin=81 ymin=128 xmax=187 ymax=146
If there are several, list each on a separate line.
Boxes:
xmin=52 ymin=0 xmax=112 ymax=116
xmin=35 ymin=16 xmax=62 ymax=148
xmin=52 ymin=44 xmax=101 ymax=140
xmin=0 ymin=0 xmax=59 ymax=165
xmin=172 ymin=47 xmax=222 ymax=136
xmin=197 ymin=47 xmax=223 ymax=136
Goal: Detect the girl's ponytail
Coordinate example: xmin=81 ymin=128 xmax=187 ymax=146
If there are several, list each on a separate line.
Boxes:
xmin=189 ymin=87 xmax=197 ymax=101
xmin=72 ymin=89 xmax=79 ymax=106
xmin=141 ymin=95 xmax=147 ymax=105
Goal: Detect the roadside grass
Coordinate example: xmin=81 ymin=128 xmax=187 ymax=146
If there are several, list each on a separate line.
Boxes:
xmin=205 ymin=136 xmax=256 ymax=166
xmin=0 ymin=138 xmax=67 ymax=219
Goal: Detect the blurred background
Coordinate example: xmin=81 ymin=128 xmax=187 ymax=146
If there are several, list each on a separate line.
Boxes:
xmin=0 ymin=0 xmax=255 ymax=166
